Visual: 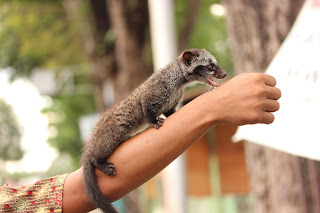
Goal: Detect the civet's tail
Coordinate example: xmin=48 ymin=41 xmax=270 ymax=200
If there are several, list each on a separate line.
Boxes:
xmin=83 ymin=160 xmax=118 ymax=213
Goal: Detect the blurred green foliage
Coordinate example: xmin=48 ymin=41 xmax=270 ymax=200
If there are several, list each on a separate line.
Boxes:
xmin=42 ymin=92 xmax=96 ymax=168
xmin=0 ymin=99 xmax=23 ymax=161
xmin=0 ymin=0 xmax=233 ymax=174
xmin=0 ymin=0 xmax=88 ymax=77
xmin=0 ymin=1 xmax=91 ymax=171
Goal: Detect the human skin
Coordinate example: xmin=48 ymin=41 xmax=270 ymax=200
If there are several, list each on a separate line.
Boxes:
xmin=62 ymin=73 xmax=281 ymax=213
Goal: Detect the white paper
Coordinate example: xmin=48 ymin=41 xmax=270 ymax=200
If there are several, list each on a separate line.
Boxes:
xmin=233 ymin=0 xmax=320 ymax=160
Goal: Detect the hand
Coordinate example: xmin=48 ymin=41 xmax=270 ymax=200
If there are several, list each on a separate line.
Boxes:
xmin=207 ymin=73 xmax=281 ymax=126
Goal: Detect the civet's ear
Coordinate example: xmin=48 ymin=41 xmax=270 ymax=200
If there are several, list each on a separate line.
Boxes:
xmin=182 ymin=50 xmax=198 ymax=67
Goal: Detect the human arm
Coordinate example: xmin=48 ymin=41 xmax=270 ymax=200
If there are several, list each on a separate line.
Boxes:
xmin=62 ymin=73 xmax=281 ymax=213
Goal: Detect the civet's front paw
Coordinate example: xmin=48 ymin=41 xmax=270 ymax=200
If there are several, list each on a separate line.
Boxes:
xmin=151 ymin=118 xmax=165 ymax=129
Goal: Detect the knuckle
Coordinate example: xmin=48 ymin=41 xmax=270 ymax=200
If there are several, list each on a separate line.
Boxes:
xmin=253 ymin=86 xmax=266 ymax=97
xmin=254 ymin=101 xmax=264 ymax=110
xmin=253 ymin=73 xmax=264 ymax=80
xmin=249 ymin=111 xmax=261 ymax=122
xmin=247 ymin=73 xmax=262 ymax=83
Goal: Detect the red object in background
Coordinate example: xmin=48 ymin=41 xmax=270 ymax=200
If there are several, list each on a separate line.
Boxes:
xmin=312 ymin=0 xmax=320 ymax=7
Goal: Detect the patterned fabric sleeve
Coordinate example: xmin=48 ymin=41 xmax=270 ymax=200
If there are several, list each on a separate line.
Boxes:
xmin=0 ymin=173 xmax=69 ymax=213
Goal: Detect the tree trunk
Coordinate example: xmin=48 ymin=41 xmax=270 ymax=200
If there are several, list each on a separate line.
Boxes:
xmin=178 ymin=0 xmax=202 ymax=50
xmin=65 ymin=0 xmax=151 ymax=212
xmin=63 ymin=0 xmax=115 ymax=112
xmin=107 ymin=0 xmax=151 ymax=103
xmin=222 ymin=0 xmax=320 ymax=212
xmin=107 ymin=1 xmax=151 ymax=212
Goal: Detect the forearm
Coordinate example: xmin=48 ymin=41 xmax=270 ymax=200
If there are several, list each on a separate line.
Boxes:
xmin=62 ymin=73 xmax=281 ymax=213
xmin=62 ymin=93 xmax=218 ymax=213
xmin=97 ymin=93 xmax=217 ymax=201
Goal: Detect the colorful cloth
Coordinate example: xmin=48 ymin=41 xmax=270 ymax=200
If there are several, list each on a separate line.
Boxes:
xmin=0 ymin=173 xmax=68 ymax=213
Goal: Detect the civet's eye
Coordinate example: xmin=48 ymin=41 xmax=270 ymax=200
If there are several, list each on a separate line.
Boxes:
xmin=208 ymin=63 xmax=216 ymax=71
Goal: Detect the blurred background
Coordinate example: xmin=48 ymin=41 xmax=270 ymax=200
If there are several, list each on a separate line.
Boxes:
xmin=1 ymin=0 xmax=319 ymax=213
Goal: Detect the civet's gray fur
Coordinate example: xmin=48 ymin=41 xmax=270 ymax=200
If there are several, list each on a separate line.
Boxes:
xmin=82 ymin=49 xmax=227 ymax=212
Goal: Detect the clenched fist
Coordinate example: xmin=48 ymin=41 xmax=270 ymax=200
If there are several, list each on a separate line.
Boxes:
xmin=205 ymin=73 xmax=281 ymax=126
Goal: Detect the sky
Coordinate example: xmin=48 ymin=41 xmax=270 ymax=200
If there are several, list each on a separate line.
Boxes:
xmin=0 ymin=70 xmax=58 ymax=173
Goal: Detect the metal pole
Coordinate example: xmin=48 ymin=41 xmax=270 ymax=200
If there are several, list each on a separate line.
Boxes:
xmin=148 ymin=0 xmax=187 ymax=212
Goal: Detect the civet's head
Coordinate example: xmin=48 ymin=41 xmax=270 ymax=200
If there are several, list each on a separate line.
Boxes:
xmin=180 ymin=49 xmax=227 ymax=87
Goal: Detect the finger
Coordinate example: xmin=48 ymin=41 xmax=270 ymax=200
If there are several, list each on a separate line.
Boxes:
xmin=267 ymin=86 xmax=281 ymax=100
xmin=263 ymin=74 xmax=277 ymax=87
xmin=263 ymin=99 xmax=280 ymax=112
xmin=261 ymin=112 xmax=275 ymax=124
